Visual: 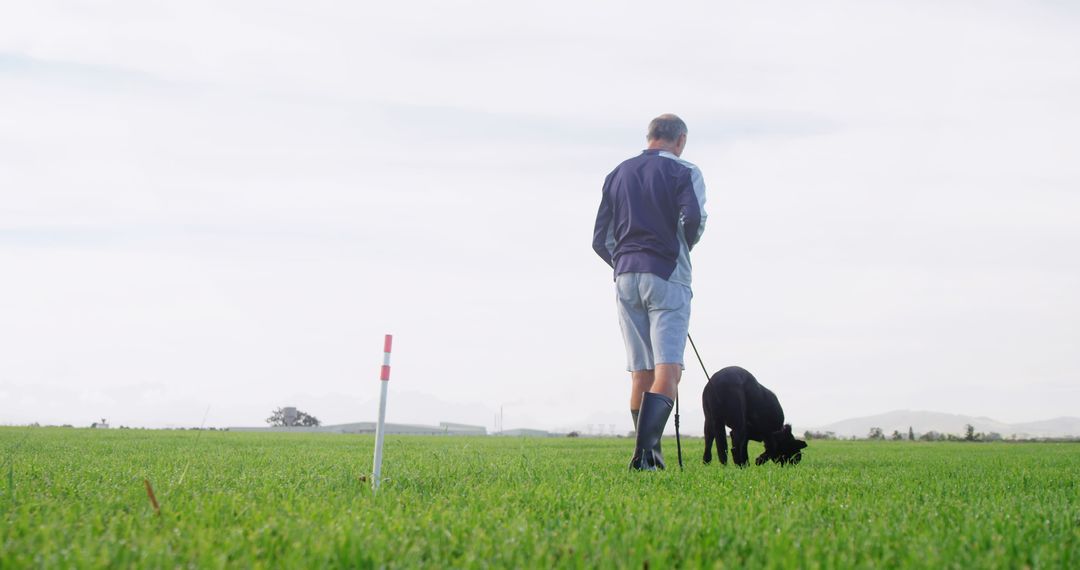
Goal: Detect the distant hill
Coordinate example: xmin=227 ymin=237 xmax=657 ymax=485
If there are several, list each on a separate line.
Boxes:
xmin=806 ymin=410 xmax=1080 ymax=439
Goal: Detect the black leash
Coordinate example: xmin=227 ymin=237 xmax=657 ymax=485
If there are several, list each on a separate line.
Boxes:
xmin=675 ymin=333 xmax=711 ymax=471
xmin=688 ymin=333 xmax=710 ymax=380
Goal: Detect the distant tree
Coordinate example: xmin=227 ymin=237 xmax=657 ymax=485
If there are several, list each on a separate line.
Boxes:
xmin=804 ymin=430 xmax=839 ymax=440
xmin=566 ymin=431 xmax=580 ymax=438
xmin=964 ymin=424 xmax=976 ymax=441
xmin=908 ymin=426 xmax=915 ymax=441
xmin=868 ymin=427 xmax=884 ymax=440
xmin=266 ymin=407 xmax=321 ymax=427
xmin=266 ymin=408 xmax=286 ymax=426
xmin=891 ymin=430 xmax=903 ymax=441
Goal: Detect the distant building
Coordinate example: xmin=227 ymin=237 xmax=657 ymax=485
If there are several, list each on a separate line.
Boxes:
xmin=91 ymin=420 xmax=109 ymax=429
xmin=282 ymin=407 xmax=298 ymax=427
xmin=499 ymin=428 xmax=555 ymax=437
xmin=229 ymin=421 xmax=487 ymax=436
xmin=439 ymin=422 xmax=487 ymax=436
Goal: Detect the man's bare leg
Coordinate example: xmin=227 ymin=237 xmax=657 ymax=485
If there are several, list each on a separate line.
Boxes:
xmin=630 ymin=370 xmax=654 ymax=429
xmin=630 ymin=370 xmax=655 ymax=410
xmin=628 ymin=364 xmax=680 ymax=470
xmin=650 ymin=363 xmax=682 ymax=400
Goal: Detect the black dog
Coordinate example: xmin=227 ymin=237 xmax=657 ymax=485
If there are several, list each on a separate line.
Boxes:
xmin=702 ymin=366 xmax=807 ymax=467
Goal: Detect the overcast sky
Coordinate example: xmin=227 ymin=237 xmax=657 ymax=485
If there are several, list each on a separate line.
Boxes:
xmin=1 ymin=1 xmax=1077 ymax=435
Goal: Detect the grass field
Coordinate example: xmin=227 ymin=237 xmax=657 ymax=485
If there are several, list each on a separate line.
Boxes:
xmin=2 ymin=427 xmax=1078 ymax=569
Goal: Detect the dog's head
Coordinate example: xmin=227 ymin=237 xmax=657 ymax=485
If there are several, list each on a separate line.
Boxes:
xmin=764 ymin=424 xmax=808 ymax=465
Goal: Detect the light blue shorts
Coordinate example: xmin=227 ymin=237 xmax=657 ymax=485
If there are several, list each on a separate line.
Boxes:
xmin=615 ymin=272 xmax=691 ymax=372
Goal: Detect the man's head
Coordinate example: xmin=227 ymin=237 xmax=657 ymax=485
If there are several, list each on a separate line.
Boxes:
xmin=646 ymin=113 xmax=688 ymax=157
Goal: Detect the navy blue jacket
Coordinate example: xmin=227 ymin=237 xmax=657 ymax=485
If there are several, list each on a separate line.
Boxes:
xmin=592 ymin=149 xmax=707 ymax=284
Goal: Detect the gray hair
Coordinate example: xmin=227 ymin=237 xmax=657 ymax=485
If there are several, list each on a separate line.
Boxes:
xmin=646 ymin=114 xmax=688 ymax=142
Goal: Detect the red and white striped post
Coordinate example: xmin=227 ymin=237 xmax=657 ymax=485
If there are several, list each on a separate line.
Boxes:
xmin=372 ymin=334 xmax=392 ymax=492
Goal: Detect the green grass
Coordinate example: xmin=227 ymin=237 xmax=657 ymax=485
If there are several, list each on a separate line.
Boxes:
xmin=2 ymin=428 xmax=1078 ymax=569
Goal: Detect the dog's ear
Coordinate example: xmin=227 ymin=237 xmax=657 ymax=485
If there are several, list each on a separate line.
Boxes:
xmin=783 ymin=424 xmax=792 ymax=436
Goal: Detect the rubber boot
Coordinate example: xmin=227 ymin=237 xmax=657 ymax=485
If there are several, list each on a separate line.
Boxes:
xmin=630 ymin=409 xmax=661 ymax=454
xmin=628 ymin=392 xmax=673 ymax=471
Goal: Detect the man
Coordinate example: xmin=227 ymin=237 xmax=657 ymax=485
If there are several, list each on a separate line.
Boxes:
xmin=592 ymin=114 xmax=707 ymax=471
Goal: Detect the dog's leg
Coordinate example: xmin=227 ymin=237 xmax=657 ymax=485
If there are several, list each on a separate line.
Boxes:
xmin=717 ymin=425 xmax=728 ymax=465
xmin=730 ymin=409 xmax=749 ymax=467
xmin=722 ymin=388 xmax=748 ymax=466
xmin=703 ymin=418 xmax=714 ymax=464
xmin=731 ymin=429 xmax=749 ymax=466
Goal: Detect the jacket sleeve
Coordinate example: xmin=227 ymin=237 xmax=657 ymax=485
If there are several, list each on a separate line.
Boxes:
xmin=592 ymin=174 xmax=616 ymax=268
xmin=676 ymin=166 xmax=707 ymax=250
